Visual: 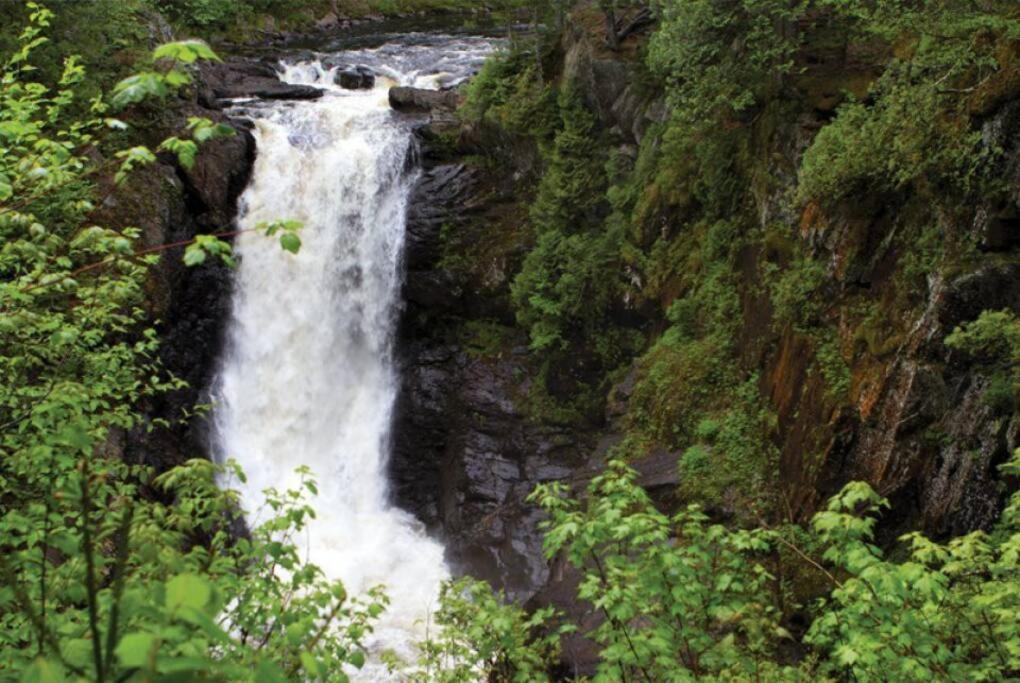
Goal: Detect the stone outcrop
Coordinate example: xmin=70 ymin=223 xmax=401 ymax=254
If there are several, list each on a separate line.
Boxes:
xmin=101 ymin=69 xmax=258 ymax=471
xmin=197 ymin=59 xmax=323 ymax=106
xmin=336 ymin=65 xmax=375 ymax=89
xmin=389 ymin=86 xmax=459 ymax=113
xmin=390 ymin=16 xmax=1019 ymax=675
xmin=393 ymin=115 xmax=586 ymax=602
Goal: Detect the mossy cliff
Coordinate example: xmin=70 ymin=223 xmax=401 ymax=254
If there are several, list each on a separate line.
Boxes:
xmin=392 ymin=2 xmax=1020 ymax=636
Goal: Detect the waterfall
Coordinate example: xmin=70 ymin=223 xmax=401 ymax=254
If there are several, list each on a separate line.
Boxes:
xmin=211 ymin=35 xmax=496 ymax=678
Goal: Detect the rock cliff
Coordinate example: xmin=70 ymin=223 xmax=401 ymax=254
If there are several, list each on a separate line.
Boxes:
xmin=390 ymin=13 xmax=1020 ymax=671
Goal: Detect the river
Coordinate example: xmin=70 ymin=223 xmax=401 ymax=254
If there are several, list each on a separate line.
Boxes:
xmin=211 ymin=31 xmax=498 ymax=679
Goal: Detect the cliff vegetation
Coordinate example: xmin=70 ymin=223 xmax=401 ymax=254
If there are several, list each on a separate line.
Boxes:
xmin=0 ymin=0 xmax=1018 ymax=681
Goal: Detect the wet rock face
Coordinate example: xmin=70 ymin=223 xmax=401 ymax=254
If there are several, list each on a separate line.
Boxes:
xmin=774 ymin=96 xmax=1020 ymax=535
xmin=197 ymin=59 xmax=324 ymax=105
xmin=392 ymin=115 xmax=594 ymax=603
xmin=393 ymin=343 xmax=583 ymax=601
xmin=389 ymin=86 xmax=459 ymax=113
xmin=108 ymin=71 xmax=257 ymax=471
xmin=839 ymin=262 xmax=1020 ymax=538
xmin=335 ymin=65 xmax=375 ymax=90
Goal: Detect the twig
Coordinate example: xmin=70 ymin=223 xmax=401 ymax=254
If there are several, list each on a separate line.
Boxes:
xmin=80 ymin=457 xmax=107 ymax=683
xmin=104 ymin=502 xmax=135 ymax=676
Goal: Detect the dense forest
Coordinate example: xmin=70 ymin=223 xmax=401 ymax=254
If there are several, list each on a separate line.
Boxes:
xmin=0 ymin=0 xmax=1018 ymax=681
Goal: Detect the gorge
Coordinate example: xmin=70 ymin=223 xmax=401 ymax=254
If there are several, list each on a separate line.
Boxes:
xmin=209 ymin=35 xmax=502 ymax=674
xmin=1 ymin=1 xmax=1018 ymax=679
xmin=142 ymin=10 xmax=1020 ymax=675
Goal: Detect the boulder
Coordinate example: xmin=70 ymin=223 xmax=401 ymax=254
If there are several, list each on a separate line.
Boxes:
xmin=336 ymin=66 xmax=376 ymax=90
xmin=198 ymin=59 xmax=324 ymax=106
xmin=389 ymin=86 xmax=459 ymax=113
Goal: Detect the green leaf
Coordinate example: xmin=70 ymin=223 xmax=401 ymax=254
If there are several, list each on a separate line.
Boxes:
xmin=166 ymin=573 xmax=211 ymax=612
xmin=349 ymin=650 xmax=366 ymax=670
xmin=299 ymin=652 xmax=321 ymax=677
xmin=155 ymin=656 xmax=209 ymax=673
xmin=111 ymin=72 xmax=168 ymax=109
xmin=255 ymin=659 xmax=288 ymax=683
xmin=20 ymin=659 xmax=65 ymax=683
xmin=116 ymin=632 xmax=158 ymax=669
xmin=280 ymin=232 xmax=301 ymax=254
xmin=153 ymin=40 xmax=220 ymax=65
xmin=183 ymin=244 xmax=208 ymax=267
xmin=177 ymin=605 xmax=231 ymax=644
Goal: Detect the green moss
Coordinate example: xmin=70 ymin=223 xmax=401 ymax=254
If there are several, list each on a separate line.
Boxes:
xmin=946 ymin=309 xmax=1020 ymax=410
xmin=677 ymin=378 xmax=779 ymax=511
xmin=768 ymin=252 xmax=827 ymax=332
xmin=459 ymin=319 xmax=515 ymax=360
xmin=984 ymin=373 xmax=1016 ymax=416
xmin=629 ymin=331 xmax=734 ymax=447
xmin=814 ymin=333 xmax=851 ymax=403
xmin=522 ymin=356 xmax=607 ymax=428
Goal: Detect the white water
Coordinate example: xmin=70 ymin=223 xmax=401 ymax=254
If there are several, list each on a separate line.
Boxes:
xmin=212 ymin=35 xmax=497 ymax=678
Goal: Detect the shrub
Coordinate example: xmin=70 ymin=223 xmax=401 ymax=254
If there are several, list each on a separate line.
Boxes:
xmin=647 ymin=0 xmax=806 ymax=126
xmin=946 ymin=309 xmax=1020 ymax=408
xmin=798 ymin=0 xmax=1020 ymax=204
xmin=432 ymin=452 xmax=1020 ymax=681
xmin=416 ymin=578 xmax=567 ymax=682
xmin=797 ymin=81 xmax=986 ymax=204
xmin=0 ymin=11 xmax=377 ymax=679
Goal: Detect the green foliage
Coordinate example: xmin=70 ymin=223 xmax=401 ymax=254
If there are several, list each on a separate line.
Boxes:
xmin=0 ymin=0 xmax=150 ymax=101
xmin=769 ymin=253 xmax=827 ymax=331
xmin=511 ymin=86 xmax=631 ymax=361
xmin=437 ymin=453 xmax=1020 ymax=681
xmin=814 ymin=333 xmax=851 ymax=402
xmin=647 ymin=0 xmax=806 ymax=126
xmin=149 ymin=0 xmax=320 ymax=30
xmin=0 ymin=9 xmax=376 ymax=681
xmin=459 ymin=320 xmax=514 ymax=359
xmin=806 ymin=459 xmax=1020 ymax=680
xmin=798 ymin=1 xmax=1020 ymax=204
xmin=259 ymin=218 xmax=305 ymax=256
xmin=679 ymin=378 xmax=780 ymax=508
xmin=797 ymin=83 xmax=987 ymax=204
xmin=897 ymin=222 xmax=945 ymax=303
xmin=946 ymin=309 xmax=1020 ymax=410
xmin=629 ymin=330 xmax=733 ymax=446
xmin=532 ymin=461 xmax=795 ymax=680
xmin=417 ymin=578 xmax=567 ymax=682
xmin=512 ymin=228 xmax=622 ymax=353
xmin=528 ymin=87 xmax=607 ymax=235
xmin=460 ymin=47 xmax=557 ymax=138
xmin=0 ymin=460 xmax=386 ymax=681
xmin=946 ymin=309 xmax=1020 ymax=366
xmin=110 ymin=40 xmax=219 ymax=110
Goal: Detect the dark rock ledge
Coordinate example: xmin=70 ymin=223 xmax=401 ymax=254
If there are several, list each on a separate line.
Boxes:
xmin=197 ymin=58 xmax=324 ymax=107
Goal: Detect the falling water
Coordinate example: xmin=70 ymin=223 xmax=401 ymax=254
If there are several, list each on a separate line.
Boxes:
xmin=212 ymin=34 xmax=497 ymax=678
